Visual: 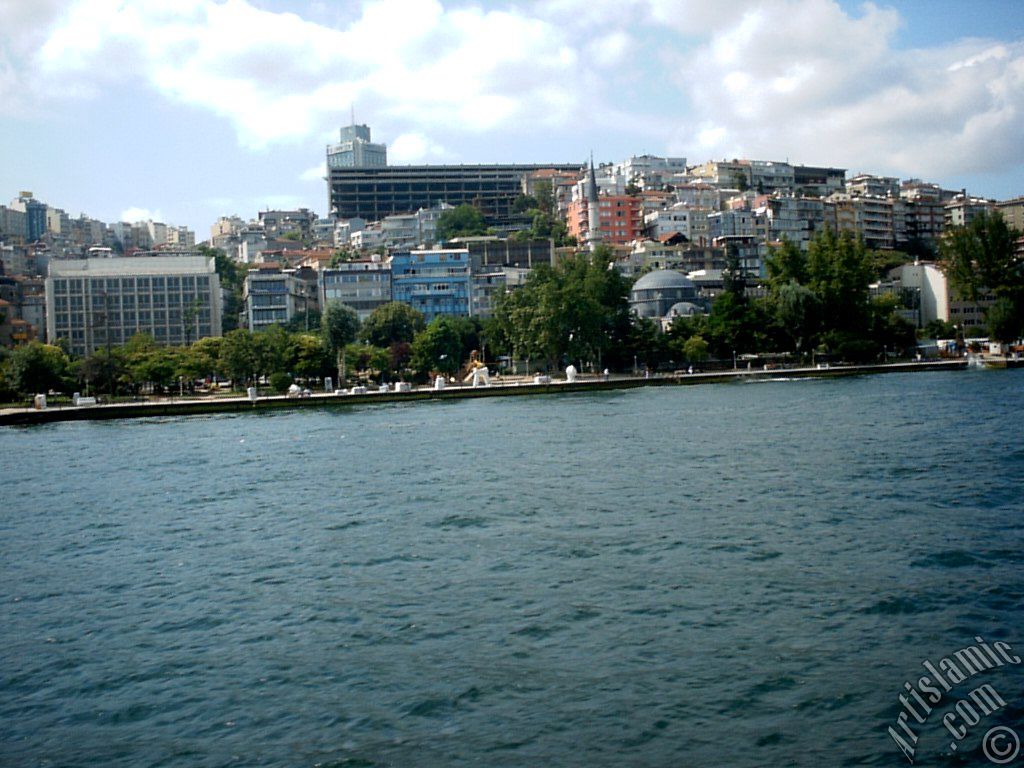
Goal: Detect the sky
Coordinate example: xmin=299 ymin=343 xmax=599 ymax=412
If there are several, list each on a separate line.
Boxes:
xmin=1 ymin=0 xmax=1022 ymax=239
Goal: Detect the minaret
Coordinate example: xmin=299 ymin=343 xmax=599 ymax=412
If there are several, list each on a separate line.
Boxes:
xmin=586 ymin=155 xmax=602 ymax=252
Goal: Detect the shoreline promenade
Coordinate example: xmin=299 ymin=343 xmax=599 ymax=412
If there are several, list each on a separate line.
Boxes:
xmin=0 ymin=360 xmax=969 ymax=427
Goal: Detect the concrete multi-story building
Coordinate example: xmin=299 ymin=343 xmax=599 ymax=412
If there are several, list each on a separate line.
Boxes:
xmin=707 ymin=209 xmax=759 ymax=241
xmin=622 ymin=240 xmax=727 ymax=278
xmin=390 ymin=249 xmax=471 ymax=321
xmin=379 ymin=204 xmax=451 ymax=250
xmin=9 ymin=193 xmax=47 ymax=242
xmin=944 ymin=195 xmax=996 ymax=229
xmin=689 ymin=160 xmax=752 ymax=190
xmin=872 ymin=261 xmax=995 ymax=332
xmin=166 ymin=226 xmax=195 ymax=248
xmin=0 ymin=205 xmax=28 ymax=241
xmin=611 ymin=155 xmax=688 ymax=189
xmin=826 ymin=193 xmax=897 ymax=250
xmin=258 ymin=208 xmax=316 ymax=241
xmin=329 ymin=159 xmax=582 ymax=225
xmin=350 ymin=226 xmax=384 ymax=252
xmin=995 ymin=196 xmax=1024 ymax=232
xmin=320 ymin=257 xmax=391 ymax=321
xmin=755 ymin=195 xmax=826 ymax=249
xmin=567 ymin=193 xmax=643 ymax=246
xmin=326 ymin=123 xmax=387 ymax=169
xmin=747 ymin=161 xmax=795 ymax=193
xmin=792 ymin=165 xmax=847 ymax=197
xmin=46 ymin=255 xmax=222 ymax=356
xmin=846 ymin=174 xmax=900 ymax=199
xmin=643 ymin=204 xmax=711 ymax=245
xmin=242 ymin=264 xmax=319 ymax=331
xmin=672 ymin=182 xmax=721 ymax=211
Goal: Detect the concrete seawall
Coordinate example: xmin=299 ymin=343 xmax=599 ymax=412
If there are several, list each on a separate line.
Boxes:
xmin=0 ymin=359 xmax=969 ymax=427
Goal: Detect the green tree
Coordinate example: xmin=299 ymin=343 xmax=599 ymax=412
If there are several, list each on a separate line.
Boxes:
xmin=284 ymin=308 xmax=321 ymax=333
xmin=682 ymin=335 xmax=710 ymax=362
xmin=219 ymin=329 xmax=257 ymax=388
xmin=200 ymin=244 xmax=243 ymax=333
xmin=291 ymin=333 xmax=332 ymax=380
xmin=771 ymin=280 xmax=821 ymax=355
xmin=987 ymin=297 xmax=1024 ymax=343
xmin=177 ymin=336 xmax=224 ymax=383
xmin=940 ymin=211 xmax=1023 ymax=341
xmin=494 ymin=248 xmax=632 ymax=370
xmin=806 ymin=228 xmax=872 ymax=334
xmin=513 ymin=194 xmax=540 ymax=213
xmin=321 ymin=301 xmax=360 ymax=384
xmin=410 ymin=316 xmax=464 ymax=377
xmin=252 ymin=325 xmax=292 ymax=379
xmin=436 ymin=204 xmax=488 ymax=242
xmin=3 ymin=342 xmax=71 ymax=396
xmin=360 ymin=301 xmax=426 ymax=347
xmin=344 ymin=343 xmax=391 ymax=382
xmin=77 ymin=347 xmax=127 ymax=396
xmin=766 ymin=238 xmax=809 ymax=287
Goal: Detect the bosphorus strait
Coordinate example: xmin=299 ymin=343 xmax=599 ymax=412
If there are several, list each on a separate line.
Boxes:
xmin=2 ymin=370 xmax=1023 ymax=766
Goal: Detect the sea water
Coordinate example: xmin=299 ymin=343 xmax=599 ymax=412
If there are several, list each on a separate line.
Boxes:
xmin=2 ymin=370 xmax=1022 ymax=766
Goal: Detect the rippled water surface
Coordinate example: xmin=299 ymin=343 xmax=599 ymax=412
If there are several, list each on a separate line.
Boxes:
xmin=2 ymin=370 xmax=1023 ymax=766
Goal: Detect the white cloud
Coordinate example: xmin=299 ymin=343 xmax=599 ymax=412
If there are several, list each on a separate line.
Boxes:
xmin=27 ymin=0 xmax=587 ymax=149
xmin=667 ymin=0 xmax=1024 ymax=180
xmin=299 ymin=163 xmax=326 ymax=182
xmin=120 ymin=206 xmax=164 ymax=223
xmin=389 ymin=132 xmax=448 ymax=164
xmin=7 ymin=0 xmax=1024 ymax=191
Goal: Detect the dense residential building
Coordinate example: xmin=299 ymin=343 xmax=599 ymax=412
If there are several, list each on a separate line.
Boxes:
xmin=944 ymin=194 xmax=995 ymax=228
xmin=45 ymin=255 xmax=222 ymax=357
xmin=846 ymin=173 xmax=900 ymax=198
xmin=643 ymin=204 xmax=711 ymax=245
xmin=792 ymin=165 xmax=847 ymax=197
xmin=689 ymin=160 xmax=752 ymax=190
xmin=390 ymin=249 xmax=471 ymax=321
xmin=8 ymin=193 xmax=47 ymax=242
xmin=567 ymin=192 xmax=644 ymax=246
xmin=622 ymin=240 xmax=727 ymax=277
xmin=462 ymin=237 xmax=555 ymax=271
xmin=611 ymin=155 xmax=687 ymax=189
xmin=747 ymin=161 xmax=795 ymax=193
xmin=755 ymin=195 xmax=827 ymax=249
xmin=995 ymin=196 xmax=1024 ymax=232
xmin=0 ymin=204 xmax=28 ymax=241
xmin=326 ymin=123 xmax=387 ymax=169
xmin=826 ymin=193 xmax=898 ymax=250
xmin=258 ymin=208 xmax=316 ymax=241
xmin=242 ymin=265 xmax=318 ymax=331
xmin=320 ymin=258 xmax=391 ymax=321
xmin=379 ymin=204 xmax=450 ymax=249
xmin=707 ymin=209 xmax=760 ymax=241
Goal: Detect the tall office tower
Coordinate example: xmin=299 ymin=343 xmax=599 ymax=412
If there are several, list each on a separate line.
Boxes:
xmin=327 ymin=123 xmax=388 ymax=169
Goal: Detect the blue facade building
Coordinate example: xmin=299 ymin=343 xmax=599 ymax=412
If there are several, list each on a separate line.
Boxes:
xmin=389 ymin=249 xmax=471 ymax=322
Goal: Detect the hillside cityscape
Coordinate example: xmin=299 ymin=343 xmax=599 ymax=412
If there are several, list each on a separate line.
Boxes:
xmin=1 ymin=121 xmax=1022 ymax=398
